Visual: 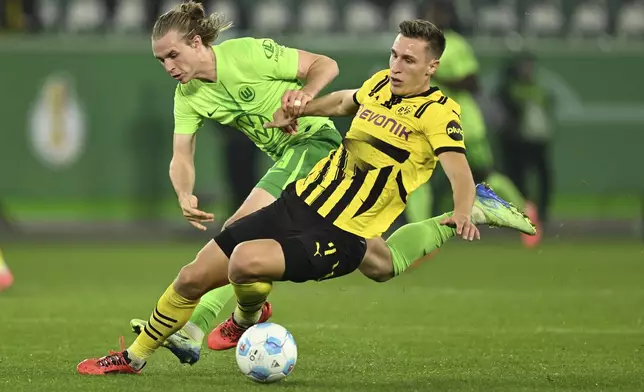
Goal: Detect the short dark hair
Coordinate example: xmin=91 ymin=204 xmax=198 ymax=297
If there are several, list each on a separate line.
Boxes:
xmin=398 ymin=19 xmax=446 ymax=59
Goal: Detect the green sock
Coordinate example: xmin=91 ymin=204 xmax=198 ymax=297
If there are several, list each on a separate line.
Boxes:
xmin=189 ymin=284 xmax=235 ymax=336
xmin=404 ymin=182 xmax=434 ymax=223
xmin=386 ymin=213 xmax=456 ymax=276
xmin=485 ymin=172 xmax=525 ymax=210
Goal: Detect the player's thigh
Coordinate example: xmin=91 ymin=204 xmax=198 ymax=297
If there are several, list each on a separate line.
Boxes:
xmin=175 ymin=239 xmax=232 ymax=299
xmin=214 ymin=196 xmax=290 ymax=263
xmin=224 ymin=187 xmax=276 ymax=228
xmin=228 ymin=239 xmax=286 ymax=283
xmin=256 ymin=145 xmax=310 ymax=200
xmin=275 ymin=194 xmax=367 ymax=283
xmin=281 ymin=228 xmax=367 ymax=283
xmin=358 ymin=237 xmax=395 ymax=282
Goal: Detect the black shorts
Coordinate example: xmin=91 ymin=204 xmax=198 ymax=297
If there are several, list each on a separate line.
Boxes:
xmin=214 ymin=184 xmax=367 ymax=283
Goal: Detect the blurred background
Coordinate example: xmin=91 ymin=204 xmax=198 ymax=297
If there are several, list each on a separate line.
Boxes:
xmin=0 ymin=0 xmax=643 ymax=242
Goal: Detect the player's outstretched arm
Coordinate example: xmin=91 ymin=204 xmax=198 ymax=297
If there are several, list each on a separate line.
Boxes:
xmin=170 ymin=133 xmax=214 ymax=230
xmin=264 ymin=89 xmax=359 ymax=131
xmin=302 ymin=89 xmax=360 ymax=117
xmin=438 ymin=151 xmax=478 ymax=240
xmin=170 ymin=133 xmax=197 ymax=200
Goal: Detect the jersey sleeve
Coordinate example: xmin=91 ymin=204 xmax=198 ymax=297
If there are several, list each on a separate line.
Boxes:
xmin=248 ymin=38 xmax=299 ymax=80
xmin=436 ymin=35 xmax=479 ymax=81
xmin=173 ymin=86 xmax=203 ymax=135
xmin=421 ymin=104 xmax=466 ymax=156
xmin=353 ymin=69 xmax=389 ymax=105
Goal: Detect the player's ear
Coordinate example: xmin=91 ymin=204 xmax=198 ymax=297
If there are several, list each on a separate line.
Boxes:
xmin=427 ymin=59 xmax=440 ymax=76
xmin=191 ymin=35 xmax=202 ymax=48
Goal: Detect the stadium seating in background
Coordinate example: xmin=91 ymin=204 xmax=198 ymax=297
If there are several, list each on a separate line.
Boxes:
xmin=4 ymin=0 xmax=643 ymax=40
xmin=524 ymin=0 xmax=565 ymax=37
xmin=615 ymin=0 xmax=644 ymax=38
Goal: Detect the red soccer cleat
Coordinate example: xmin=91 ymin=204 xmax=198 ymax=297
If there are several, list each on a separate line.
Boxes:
xmin=0 ymin=250 xmax=13 ymax=293
xmin=0 ymin=268 xmax=13 ymax=292
xmin=521 ymin=201 xmax=542 ymax=248
xmin=77 ymin=337 xmax=144 ymax=375
xmin=207 ymin=301 xmax=272 ymax=351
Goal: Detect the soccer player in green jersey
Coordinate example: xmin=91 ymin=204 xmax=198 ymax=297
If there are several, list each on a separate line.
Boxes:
xmin=407 ymin=0 xmax=541 ymax=248
xmin=126 ymin=1 xmax=343 ymax=365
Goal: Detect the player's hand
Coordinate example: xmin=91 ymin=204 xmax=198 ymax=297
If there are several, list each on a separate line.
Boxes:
xmin=440 ymin=213 xmax=480 ymax=241
xmin=281 ymin=89 xmax=313 ymax=118
xmin=179 ymin=194 xmax=214 ymax=231
xmin=264 ymin=108 xmax=298 ymax=135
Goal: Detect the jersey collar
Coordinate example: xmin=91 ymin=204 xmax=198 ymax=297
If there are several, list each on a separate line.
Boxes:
xmin=398 ymin=86 xmax=440 ymax=100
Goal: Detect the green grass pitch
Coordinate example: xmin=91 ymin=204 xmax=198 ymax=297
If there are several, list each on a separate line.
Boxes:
xmin=1 ymin=240 xmax=643 ymax=391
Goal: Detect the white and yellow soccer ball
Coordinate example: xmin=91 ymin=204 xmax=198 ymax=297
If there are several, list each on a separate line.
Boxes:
xmin=235 ymin=322 xmax=298 ymax=383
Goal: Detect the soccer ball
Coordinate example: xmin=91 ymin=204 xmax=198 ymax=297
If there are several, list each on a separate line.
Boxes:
xmin=235 ymin=322 xmax=298 ymax=383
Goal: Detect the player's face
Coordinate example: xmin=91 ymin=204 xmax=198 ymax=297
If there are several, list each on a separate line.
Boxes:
xmin=152 ymin=30 xmax=202 ymax=84
xmin=389 ymin=34 xmax=439 ymax=96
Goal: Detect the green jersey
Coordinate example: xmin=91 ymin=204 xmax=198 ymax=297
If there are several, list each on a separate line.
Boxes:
xmin=173 ymin=37 xmax=335 ymax=160
xmin=436 ymin=31 xmax=486 ymax=139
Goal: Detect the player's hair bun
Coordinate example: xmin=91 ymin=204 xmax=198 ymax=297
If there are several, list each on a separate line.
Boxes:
xmin=153 ymin=0 xmax=233 ymax=46
xmin=180 ymin=1 xmax=207 ymax=21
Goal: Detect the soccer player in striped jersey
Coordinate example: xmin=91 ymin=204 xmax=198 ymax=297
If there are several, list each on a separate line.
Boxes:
xmin=77 ymin=19 xmax=536 ymax=375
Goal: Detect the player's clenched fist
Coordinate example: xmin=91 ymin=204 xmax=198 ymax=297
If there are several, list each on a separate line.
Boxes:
xmin=179 ymin=194 xmax=214 ymax=231
xmin=281 ymin=89 xmax=313 ymax=118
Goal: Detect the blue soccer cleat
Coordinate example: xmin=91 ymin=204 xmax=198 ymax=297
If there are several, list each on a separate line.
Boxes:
xmin=472 ymin=183 xmax=537 ymax=235
xmin=130 ymin=318 xmax=201 ymax=365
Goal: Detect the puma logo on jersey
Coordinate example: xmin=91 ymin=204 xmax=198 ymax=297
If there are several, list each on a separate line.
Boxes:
xmin=357 ymin=105 xmax=411 ymax=141
xmin=314 ymin=241 xmax=336 ymax=257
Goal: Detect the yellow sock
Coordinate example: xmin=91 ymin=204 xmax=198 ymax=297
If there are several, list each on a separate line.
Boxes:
xmin=231 ymin=281 xmax=273 ymax=327
xmin=127 ymin=283 xmax=199 ymax=362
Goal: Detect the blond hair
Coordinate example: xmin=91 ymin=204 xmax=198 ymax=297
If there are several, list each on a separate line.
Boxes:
xmin=398 ymin=19 xmax=446 ymax=58
xmin=152 ymin=1 xmax=233 ymax=46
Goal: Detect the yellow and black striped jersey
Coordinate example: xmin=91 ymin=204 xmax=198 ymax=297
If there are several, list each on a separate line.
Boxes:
xmin=293 ymin=69 xmax=466 ymax=238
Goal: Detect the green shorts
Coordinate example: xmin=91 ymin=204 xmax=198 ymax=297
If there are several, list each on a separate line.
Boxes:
xmin=257 ymin=126 xmax=342 ymax=198
xmin=466 ymin=137 xmax=494 ymax=172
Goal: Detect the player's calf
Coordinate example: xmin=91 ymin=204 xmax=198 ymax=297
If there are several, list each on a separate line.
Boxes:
xmin=358 ymin=237 xmax=395 ymax=283
xmin=209 ymin=240 xmax=282 ymax=351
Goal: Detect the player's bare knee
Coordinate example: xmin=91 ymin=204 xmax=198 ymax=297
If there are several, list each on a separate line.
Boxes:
xmin=228 ymin=243 xmax=263 ymax=284
xmin=175 ymin=262 xmax=208 ymax=299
